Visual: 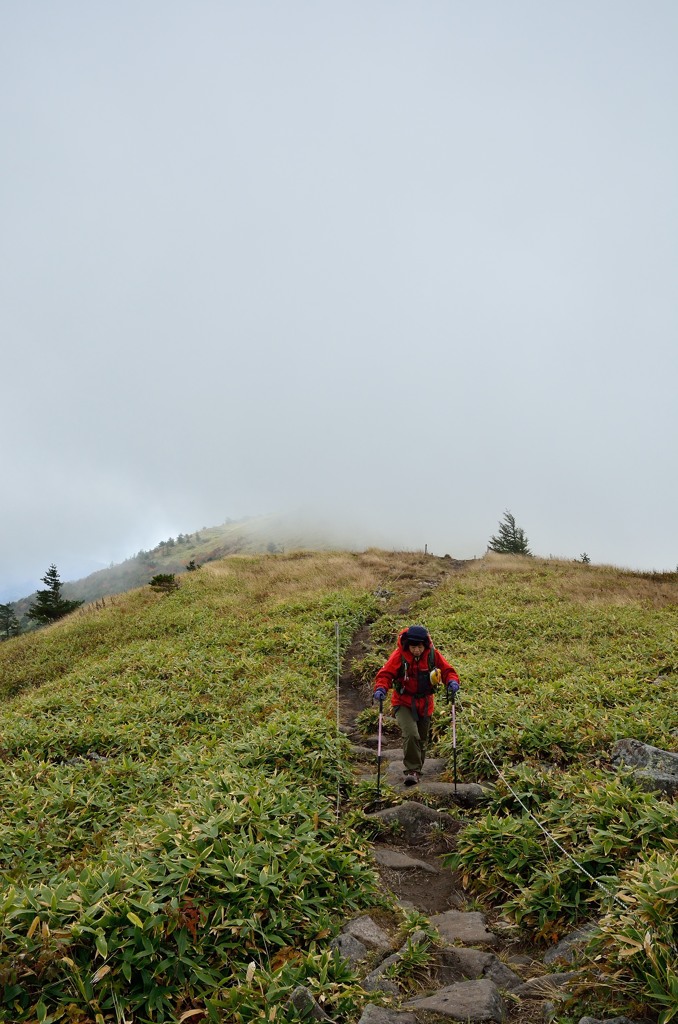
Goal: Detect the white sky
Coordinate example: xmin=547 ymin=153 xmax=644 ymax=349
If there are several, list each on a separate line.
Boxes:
xmin=2 ymin=1 xmax=677 ymax=601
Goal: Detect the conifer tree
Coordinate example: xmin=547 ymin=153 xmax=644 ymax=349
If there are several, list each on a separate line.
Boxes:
xmin=149 ymin=573 xmax=179 ymax=593
xmin=488 ymin=511 xmax=531 ymax=555
xmin=26 ymin=564 xmax=84 ymax=624
xmin=0 ymin=602 xmax=20 ymax=640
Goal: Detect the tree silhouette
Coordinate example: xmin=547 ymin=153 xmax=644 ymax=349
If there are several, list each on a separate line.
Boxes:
xmin=149 ymin=573 xmax=179 ymax=594
xmin=0 ymin=602 xmax=20 ymax=640
xmin=27 ymin=564 xmax=84 ymax=624
xmin=488 ymin=511 xmax=531 ymax=555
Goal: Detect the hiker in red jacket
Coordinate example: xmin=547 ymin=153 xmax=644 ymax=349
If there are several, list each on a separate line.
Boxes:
xmin=373 ymin=624 xmax=460 ymax=787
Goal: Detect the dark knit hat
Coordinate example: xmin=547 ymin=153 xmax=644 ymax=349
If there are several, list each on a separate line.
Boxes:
xmin=404 ymin=625 xmax=428 ymax=645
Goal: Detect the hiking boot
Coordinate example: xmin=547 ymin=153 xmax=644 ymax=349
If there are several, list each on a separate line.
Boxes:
xmin=403 ymin=772 xmax=420 ymax=787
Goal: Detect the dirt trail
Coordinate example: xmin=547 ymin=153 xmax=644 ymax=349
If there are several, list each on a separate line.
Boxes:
xmin=339 ymin=556 xmax=470 ymax=916
xmin=338 ymin=557 xmax=553 ymax=1024
xmin=338 ymin=554 xmax=467 ymax=740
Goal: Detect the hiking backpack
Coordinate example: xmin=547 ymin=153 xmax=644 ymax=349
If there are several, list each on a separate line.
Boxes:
xmin=394 ymin=644 xmax=438 ymax=696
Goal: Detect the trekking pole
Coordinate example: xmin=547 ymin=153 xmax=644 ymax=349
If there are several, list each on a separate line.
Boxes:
xmin=446 ymin=688 xmax=458 ymax=794
xmin=452 ymin=691 xmax=458 ymax=794
xmin=376 ymin=697 xmax=384 ymax=800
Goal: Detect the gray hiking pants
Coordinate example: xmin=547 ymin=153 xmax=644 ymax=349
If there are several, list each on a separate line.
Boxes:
xmin=394 ymin=705 xmax=430 ymax=774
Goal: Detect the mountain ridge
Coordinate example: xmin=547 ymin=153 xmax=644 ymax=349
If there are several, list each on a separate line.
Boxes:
xmin=8 ymin=514 xmax=351 ymax=626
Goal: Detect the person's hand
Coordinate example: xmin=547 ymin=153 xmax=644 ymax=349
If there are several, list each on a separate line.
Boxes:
xmin=374 ymin=687 xmax=387 ymax=703
xmin=446 ymin=680 xmax=460 ymax=695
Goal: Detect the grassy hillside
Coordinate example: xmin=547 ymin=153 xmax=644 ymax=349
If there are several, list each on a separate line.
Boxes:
xmin=399 ymin=556 xmax=676 ymax=1020
xmin=10 ymin=516 xmax=309 ymax=623
xmin=0 ymin=550 xmax=408 ymax=1023
xmin=0 ymin=551 xmax=676 ymax=1023
xmin=351 ymin=555 xmax=676 ymax=1020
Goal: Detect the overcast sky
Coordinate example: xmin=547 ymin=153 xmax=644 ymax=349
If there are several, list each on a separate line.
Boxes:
xmin=2 ymin=1 xmax=677 ymax=601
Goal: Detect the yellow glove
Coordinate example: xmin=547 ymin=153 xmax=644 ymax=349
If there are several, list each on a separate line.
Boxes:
xmin=430 ymin=668 xmax=442 ymax=686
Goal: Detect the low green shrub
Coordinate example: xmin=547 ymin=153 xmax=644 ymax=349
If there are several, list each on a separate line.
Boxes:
xmin=0 ymin=557 xmax=385 ymax=1022
xmin=445 ymin=764 xmax=675 ymax=941
xmin=0 ymin=773 xmax=379 ymax=1022
xmin=582 ymin=846 xmax=678 ymax=1024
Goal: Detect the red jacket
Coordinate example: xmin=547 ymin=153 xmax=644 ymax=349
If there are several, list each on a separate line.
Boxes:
xmin=374 ymin=628 xmax=459 ymax=718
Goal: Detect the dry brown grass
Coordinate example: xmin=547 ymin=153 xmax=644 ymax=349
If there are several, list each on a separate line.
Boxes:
xmin=471 ymin=553 xmax=539 ymax=573
xmin=469 ymin=554 xmax=678 ymax=609
xmin=204 ymin=550 xmax=392 ymax=602
xmin=202 ymin=548 xmax=455 ymax=606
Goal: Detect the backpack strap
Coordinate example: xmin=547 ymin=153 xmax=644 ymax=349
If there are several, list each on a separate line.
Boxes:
xmin=394 ymin=655 xmax=407 ymax=693
xmin=395 ymin=644 xmax=436 ymax=694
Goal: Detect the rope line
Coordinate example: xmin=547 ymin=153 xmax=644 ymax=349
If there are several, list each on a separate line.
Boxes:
xmin=457 ymin=704 xmax=678 ymax=959
xmin=474 ymin=737 xmax=625 ymax=907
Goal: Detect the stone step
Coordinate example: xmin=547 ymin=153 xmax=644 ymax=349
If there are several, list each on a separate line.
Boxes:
xmin=358 ymin=1007 xmax=416 ymax=1024
xmin=349 ymin=744 xmax=407 ymax=762
xmin=435 ymin=946 xmax=523 ymax=992
xmin=418 ymin=780 xmax=491 ymax=808
xmin=366 ymin=800 xmax=457 ymax=840
xmin=405 ymin=979 xmax=505 ymax=1022
xmin=429 ymin=910 xmax=499 ymax=947
xmin=386 ymin=757 xmax=447 ymax=781
xmin=373 ymin=846 xmax=439 ymax=873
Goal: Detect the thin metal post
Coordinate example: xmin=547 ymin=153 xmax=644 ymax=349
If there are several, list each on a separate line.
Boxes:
xmin=335 ymin=621 xmax=341 ymax=819
xmin=376 ymin=697 xmax=384 ymax=800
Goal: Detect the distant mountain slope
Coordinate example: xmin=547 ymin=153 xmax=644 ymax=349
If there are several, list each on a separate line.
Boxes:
xmin=11 ymin=514 xmax=335 ymax=624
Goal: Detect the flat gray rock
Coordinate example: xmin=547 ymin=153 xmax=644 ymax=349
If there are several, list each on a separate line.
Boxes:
xmin=612 ymin=738 xmax=678 ymax=774
xmin=367 ymin=800 xmax=457 ymax=838
xmin=429 ymin=910 xmax=499 ymax=947
xmin=373 ymin=846 xmax=439 ymax=873
xmin=435 ymin=947 xmax=522 ymax=992
xmin=437 ymin=946 xmax=495 ymax=982
xmin=358 ymin=1006 xmax=417 ymax=1024
xmin=380 ymin=747 xmax=409 ymax=761
xmin=633 ymin=769 xmax=678 ymax=796
xmin=405 ymin=979 xmax=505 ymax=1021
xmin=419 ymin=781 xmax=490 ymax=807
xmin=543 ymin=924 xmax=597 ymax=964
xmin=578 ymin=1018 xmax=640 ymax=1024
xmin=484 ymin=960 xmax=522 ymax=993
xmin=361 ymin=967 xmax=399 ymax=995
xmin=342 ymin=915 xmax=392 ymax=952
xmin=611 ymin=738 xmax=678 ymax=796
xmin=330 ymin=932 xmax=368 ymax=965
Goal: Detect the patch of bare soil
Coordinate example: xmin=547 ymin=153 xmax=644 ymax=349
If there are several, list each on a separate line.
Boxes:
xmin=375 ymin=851 xmax=466 ymax=916
xmin=340 ymin=558 xmax=471 ymax=918
xmin=338 ymin=622 xmax=373 ymax=736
